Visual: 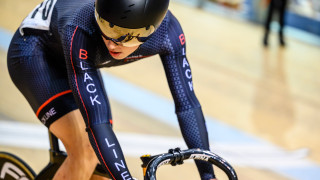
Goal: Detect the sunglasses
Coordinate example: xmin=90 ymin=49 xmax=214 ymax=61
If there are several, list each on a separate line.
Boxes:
xmin=100 ymin=30 xmax=149 ymax=47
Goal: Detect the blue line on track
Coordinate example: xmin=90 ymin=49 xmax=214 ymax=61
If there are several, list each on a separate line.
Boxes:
xmin=0 ymin=28 xmax=12 ymax=50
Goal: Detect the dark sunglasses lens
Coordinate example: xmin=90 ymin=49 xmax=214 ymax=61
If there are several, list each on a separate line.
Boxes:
xmin=137 ymin=37 xmax=148 ymax=42
xmin=117 ymin=35 xmax=127 ymax=42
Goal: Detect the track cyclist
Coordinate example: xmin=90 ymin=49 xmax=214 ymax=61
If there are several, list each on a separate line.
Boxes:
xmin=7 ymin=0 xmax=216 ymax=179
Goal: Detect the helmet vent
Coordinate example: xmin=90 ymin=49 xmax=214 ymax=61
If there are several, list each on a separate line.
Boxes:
xmin=128 ymin=4 xmax=135 ymax=7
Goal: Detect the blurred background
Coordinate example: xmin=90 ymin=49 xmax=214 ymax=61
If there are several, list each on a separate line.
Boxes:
xmin=0 ymin=0 xmax=319 ymax=179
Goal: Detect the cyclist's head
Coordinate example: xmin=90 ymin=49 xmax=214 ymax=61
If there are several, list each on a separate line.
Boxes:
xmin=95 ymin=0 xmax=170 ymax=47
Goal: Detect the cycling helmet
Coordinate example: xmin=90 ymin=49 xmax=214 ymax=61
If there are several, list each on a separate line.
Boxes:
xmin=95 ymin=0 xmax=170 ymax=47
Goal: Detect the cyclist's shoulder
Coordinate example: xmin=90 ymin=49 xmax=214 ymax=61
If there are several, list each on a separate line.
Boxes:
xmin=167 ymin=10 xmax=186 ymax=48
xmin=144 ymin=10 xmax=185 ymax=55
xmin=54 ymin=0 xmax=93 ymax=18
xmin=167 ymin=10 xmax=184 ymax=34
xmin=156 ymin=10 xmax=184 ymax=36
xmin=55 ymin=1 xmax=97 ymax=36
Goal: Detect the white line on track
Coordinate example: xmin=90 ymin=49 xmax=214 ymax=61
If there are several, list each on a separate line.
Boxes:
xmin=0 ymin=120 xmax=314 ymax=169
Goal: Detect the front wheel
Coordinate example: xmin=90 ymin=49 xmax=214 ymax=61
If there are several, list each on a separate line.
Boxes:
xmin=0 ymin=152 xmax=36 ymax=180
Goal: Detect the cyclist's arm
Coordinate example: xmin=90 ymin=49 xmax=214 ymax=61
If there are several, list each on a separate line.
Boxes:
xmin=62 ymin=26 xmax=133 ymax=180
xmin=160 ymin=13 xmax=216 ymax=180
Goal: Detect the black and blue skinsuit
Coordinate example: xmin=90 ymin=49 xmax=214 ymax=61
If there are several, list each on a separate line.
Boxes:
xmin=7 ymin=0 xmax=214 ymax=179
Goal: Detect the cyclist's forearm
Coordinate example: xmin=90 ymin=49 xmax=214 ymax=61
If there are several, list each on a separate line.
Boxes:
xmin=177 ymin=107 xmax=215 ymax=180
xmin=88 ymin=123 xmax=133 ymax=180
xmin=177 ymin=107 xmax=210 ymax=150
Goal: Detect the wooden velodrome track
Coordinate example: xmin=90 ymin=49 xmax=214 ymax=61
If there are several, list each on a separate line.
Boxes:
xmin=1 ymin=0 xmax=320 ymax=179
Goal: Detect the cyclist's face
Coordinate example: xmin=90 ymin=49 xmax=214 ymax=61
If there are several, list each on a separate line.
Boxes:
xmin=102 ymin=37 xmax=139 ymax=60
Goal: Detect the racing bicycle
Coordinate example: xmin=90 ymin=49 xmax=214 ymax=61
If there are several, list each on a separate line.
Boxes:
xmin=0 ymin=131 xmax=238 ymax=180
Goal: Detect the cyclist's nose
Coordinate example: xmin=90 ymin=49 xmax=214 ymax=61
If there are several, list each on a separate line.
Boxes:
xmin=106 ymin=40 xmax=118 ymax=49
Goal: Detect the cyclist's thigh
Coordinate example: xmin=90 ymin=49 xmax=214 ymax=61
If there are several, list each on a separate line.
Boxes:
xmin=7 ymin=30 xmax=78 ymax=128
xmin=49 ymin=109 xmax=92 ymax=151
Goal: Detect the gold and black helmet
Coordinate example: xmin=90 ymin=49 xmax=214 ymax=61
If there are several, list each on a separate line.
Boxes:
xmin=95 ymin=0 xmax=170 ymax=47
